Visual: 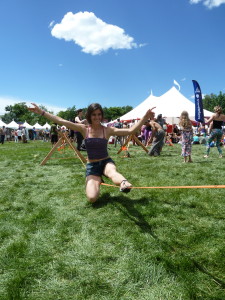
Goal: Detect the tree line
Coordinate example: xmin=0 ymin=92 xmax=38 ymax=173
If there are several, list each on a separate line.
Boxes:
xmin=203 ymin=91 xmax=225 ymax=113
xmin=0 ymin=103 xmax=133 ymax=125
xmin=1 ymin=91 xmax=225 ymax=125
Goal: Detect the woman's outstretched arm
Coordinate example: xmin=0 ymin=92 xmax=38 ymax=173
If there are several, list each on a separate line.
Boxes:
xmin=108 ymin=107 xmax=155 ymax=137
xmin=28 ymin=103 xmax=86 ymax=135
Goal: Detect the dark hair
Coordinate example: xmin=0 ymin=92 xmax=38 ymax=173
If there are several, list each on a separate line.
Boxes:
xmin=76 ymin=109 xmax=83 ymax=114
xmin=85 ymin=103 xmax=104 ymax=124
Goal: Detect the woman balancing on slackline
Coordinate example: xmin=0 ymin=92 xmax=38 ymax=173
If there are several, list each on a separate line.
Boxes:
xmin=28 ymin=103 xmax=155 ymax=203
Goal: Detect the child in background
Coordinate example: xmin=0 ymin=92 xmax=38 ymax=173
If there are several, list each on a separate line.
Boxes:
xmin=179 ymin=111 xmax=193 ymax=163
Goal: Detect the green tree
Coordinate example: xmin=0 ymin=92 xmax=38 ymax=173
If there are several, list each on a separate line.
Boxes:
xmin=57 ymin=106 xmax=77 ymax=121
xmin=2 ymin=102 xmax=52 ymax=125
xmin=203 ymin=92 xmax=225 ymax=112
xmin=103 ymin=106 xmax=133 ymax=122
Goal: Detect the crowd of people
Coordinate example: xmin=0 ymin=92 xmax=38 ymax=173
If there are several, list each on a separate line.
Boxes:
xmin=0 ymin=127 xmax=50 ymax=144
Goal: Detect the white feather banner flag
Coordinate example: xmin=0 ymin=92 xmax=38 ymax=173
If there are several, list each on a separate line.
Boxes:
xmin=173 ymin=79 xmax=180 ymax=91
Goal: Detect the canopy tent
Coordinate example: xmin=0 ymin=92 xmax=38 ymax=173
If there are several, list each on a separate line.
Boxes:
xmin=7 ymin=120 xmax=19 ymax=129
xmin=0 ymin=119 xmax=7 ymax=127
xmin=21 ymin=120 xmax=33 ymax=129
xmin=42 ymin=122 xmax=51 ymax=130
xmin=117 ymin=93 xmax=159 ymax=123
xmin=154 ymin=87 xmax=213 ymax=124
xmin=118 ymin=87 xmax=213 ymax=125
xmin=33 ymin=122 xmax=43 ymax=129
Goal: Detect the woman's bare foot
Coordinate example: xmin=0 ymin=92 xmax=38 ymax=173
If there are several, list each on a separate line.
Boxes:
xmin=120 ymin=180 xmax=132 ymax=193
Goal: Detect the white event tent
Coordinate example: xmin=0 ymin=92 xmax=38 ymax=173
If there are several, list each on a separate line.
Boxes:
xmin=22 ymin=121 xmax=33 ymax=129
xmin=7 ymin=120 xmax=19 ymax=129
xmin=42 ymin=122 xmax=51 ymax=129
xmin=33 ymin=122 xmax=43 ymax=129
xmin=118 ymin=87 xmax=213 ymax=125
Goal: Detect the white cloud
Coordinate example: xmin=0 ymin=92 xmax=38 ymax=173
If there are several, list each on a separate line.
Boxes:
xmin=0 ymin=96 xmax=66 ymax=116
xmin=189 ymin=0 xmax=225 ymax=8
xmin=51 ymin=11 xmax=140 ymax=55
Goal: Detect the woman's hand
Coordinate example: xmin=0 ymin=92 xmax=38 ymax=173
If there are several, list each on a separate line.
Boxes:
xmin=144 ymin=107 xmax=156 ymax=120
xmin=28 ymin=103 xmax=43 ymax=115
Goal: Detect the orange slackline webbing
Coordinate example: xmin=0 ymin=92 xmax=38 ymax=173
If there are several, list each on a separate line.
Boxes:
xmin=100 ymin=183 xmax=225 ymax=189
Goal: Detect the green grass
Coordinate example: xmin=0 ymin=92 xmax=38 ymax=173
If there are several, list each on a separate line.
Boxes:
xmin=0 ymin=140 xmax=224 ymax=299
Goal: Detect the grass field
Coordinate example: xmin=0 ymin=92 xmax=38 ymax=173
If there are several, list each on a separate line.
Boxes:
xmin=0 ymin=140 xmax=224 ymax=300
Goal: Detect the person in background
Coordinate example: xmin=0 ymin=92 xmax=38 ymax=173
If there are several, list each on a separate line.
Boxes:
xmin=148 ymin=118 xmax=165 ymax=156
xmin=144 ymin=121 xmax=152 ymax=146
xmin=141 ymin=121 xmax=147 ymax=144
xmin=114 ymin=118 xmax=123 ymax=147
xmin=156 ymin=114 xmax=166 ymax=128
xmin=198 ymin=123 xmax=207 ymax=136
xmin=179 ymin=111 xmax=193 ymax=163
xmin=0 ymin=126 xmax=6 ymax=144
xmin=28 ymin=102 xmax=155 ymax=203
xmin=21 ymin=127 xmax=27 ymax=143
xmin=17 ymin=128 xmax=22 ymax=142
xmin=32 ymin=127 xmax=36 ymax=140
xmin=43 ymin=127 xmax=50 ymax=142
xmin=50 ymin=123 xmax=58 ymax=147
xmin=75 ymin=109 xmax=87 ymax=151
xmin=192 ymin=133 xmax=200 ymax=144
xmin=14 ymin=129 xmax=18 ymax=142
xmin=204 ymin=106 xmax=225 ymax=158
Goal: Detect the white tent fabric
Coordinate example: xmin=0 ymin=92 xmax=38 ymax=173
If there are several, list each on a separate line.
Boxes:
xmin=33 ymin=122 xmax=43 ymax=129
xmin=118 ymin=93 xmax=159 ymax=122
xmin=42 ymin=122 xmax=51 ymax=129
xmin=22 ymin=120 xmax=33 ymax=129
xmin=7 ymin=120 xmax=19 ymax=129
xmin=0 ymin=119 xmax=7 ymax=127
xmin=118 ymin=87 xmax=213 ymax=124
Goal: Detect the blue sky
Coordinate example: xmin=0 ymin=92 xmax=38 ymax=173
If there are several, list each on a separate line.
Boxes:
xmin=0 ymin=0 xmax=225 ymax=115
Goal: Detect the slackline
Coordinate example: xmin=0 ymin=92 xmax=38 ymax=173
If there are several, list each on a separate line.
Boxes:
xmin=101 ymin=183 xmax=225 ymax=189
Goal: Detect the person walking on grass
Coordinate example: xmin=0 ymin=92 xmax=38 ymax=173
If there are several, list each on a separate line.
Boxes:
xmin=50 ymin=123 xmax=58 ymax=147
xmin=28 ymin=103 xmax=155 ymax=203
xmin=179 ymin=111 xmax=193 ymax=163
xmin=204 ymin=106 xmax=225 ymax=158
xmin=75 ymin=109 xmax=87 ymax=151
xmin=148 ymin=119 xmax=165 ymax=156
xmin=0 ymin=126 xmax=6 ymax=144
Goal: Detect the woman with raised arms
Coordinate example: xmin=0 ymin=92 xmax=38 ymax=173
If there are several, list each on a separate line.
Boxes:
xmin=28 ymin=103 xmax=155 ymax=203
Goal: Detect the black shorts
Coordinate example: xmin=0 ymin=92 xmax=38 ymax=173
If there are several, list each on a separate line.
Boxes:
xmin=86 ymin=158 xmax=115 ymax=177
xmin=51 ymin=135 xmax=58 ymax=143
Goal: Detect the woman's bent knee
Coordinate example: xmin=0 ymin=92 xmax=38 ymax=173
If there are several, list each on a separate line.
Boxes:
xmin=87 ymin=196 xmax=98 ymax=203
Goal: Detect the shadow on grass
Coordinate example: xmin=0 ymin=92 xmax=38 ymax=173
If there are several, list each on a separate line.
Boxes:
xmin=92 ymin=192 xmax=225 ymax=296
xmin=92 ymin=193 xmax=175 ymax=247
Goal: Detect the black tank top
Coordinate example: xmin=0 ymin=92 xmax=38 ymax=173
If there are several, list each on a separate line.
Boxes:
xmin=212 ymin=120 xmax=223 ymax=129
